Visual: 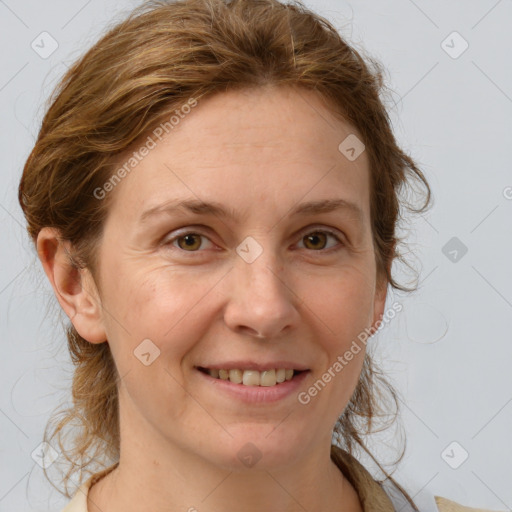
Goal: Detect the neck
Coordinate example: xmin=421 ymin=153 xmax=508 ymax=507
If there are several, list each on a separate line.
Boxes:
xmin=89 ymin=458 xmax=362 ymax=512
xmin=87 ymin=394 xmax=363 ymax=512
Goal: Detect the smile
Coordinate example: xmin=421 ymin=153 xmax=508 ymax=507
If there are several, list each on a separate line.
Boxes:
xmin=198 ymin=367 xmax=305 ymax=387
xmin=196 ymin=366 xmax=310 ymax=404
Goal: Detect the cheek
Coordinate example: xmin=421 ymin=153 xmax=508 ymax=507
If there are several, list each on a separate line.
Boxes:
xmin=100 ymin=269 xmax=213 ymax=421
xmin=300 ymin=269 xmax=373 ymax=407
xmin=304 ymin=267 xmax=376 ymax=342
xmin=101 ymin=265 xmax=217 ymax=366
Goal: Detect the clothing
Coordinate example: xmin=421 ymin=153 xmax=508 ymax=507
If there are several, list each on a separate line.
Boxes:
xmin=61 ymin=445 xmax=503 ymax=512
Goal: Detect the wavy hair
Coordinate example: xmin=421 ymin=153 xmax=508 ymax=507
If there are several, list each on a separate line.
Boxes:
xmin=18 ymin=0 xmax=431 ymax=507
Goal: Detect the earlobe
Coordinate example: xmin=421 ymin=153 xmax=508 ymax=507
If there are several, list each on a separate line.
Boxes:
xmin=36 ymin=227 xmax=107 ymax=344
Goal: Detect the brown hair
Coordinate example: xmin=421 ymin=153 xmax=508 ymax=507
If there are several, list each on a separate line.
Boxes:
xmin=18 ymin=0 xmax=431 ymax=507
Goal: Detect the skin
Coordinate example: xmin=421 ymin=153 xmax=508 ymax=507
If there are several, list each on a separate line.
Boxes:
xmin=37 ymin=85 xmax=388 ymax=512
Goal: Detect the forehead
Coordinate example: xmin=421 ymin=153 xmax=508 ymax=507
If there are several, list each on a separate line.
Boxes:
xmin=105 ymin=85 xmax=371 ymax=224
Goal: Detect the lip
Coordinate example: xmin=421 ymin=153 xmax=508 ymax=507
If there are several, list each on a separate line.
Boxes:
xmin=195 ymin=361 xmax=310 ymax=372
xmin=196 ymin=367 xmax=310 ymax=404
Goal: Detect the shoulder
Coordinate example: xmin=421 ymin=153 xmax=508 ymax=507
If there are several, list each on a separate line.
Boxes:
xmin=330 ymin=444 xmax=505 ymax=512
xmin=61 ymin=463 xmax=118 ymax=512
xmin=435 ymin=495 xmax=506 ymax=512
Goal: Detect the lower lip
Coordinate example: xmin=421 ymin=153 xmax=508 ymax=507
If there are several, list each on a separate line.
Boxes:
xmin=196 ymin=368 xmax=310 ymax=404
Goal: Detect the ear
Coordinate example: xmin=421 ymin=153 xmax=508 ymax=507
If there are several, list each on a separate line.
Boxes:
xmin=370 ymin=277 xmax=388 ymax=334
xmin=36 ymin=227 xmax=107 ymax=344
xmin=370 ymin=241 xmax=395 ymax=334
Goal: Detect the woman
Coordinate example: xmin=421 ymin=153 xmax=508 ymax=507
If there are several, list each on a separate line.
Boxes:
xmin=18 ymin=0 xmax=501 ymax=511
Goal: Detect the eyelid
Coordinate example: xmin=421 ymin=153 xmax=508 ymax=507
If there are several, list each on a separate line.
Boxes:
xmin=296 ymin=226 xmax=346 ymax=251
xmin=162 ymin=224 xmax=346 ymax=253
xmin=162 ymin=226 xmax=216 ymax=251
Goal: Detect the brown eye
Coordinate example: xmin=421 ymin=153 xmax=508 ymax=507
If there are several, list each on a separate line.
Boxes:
xmin=176 ymin=233 xmax=204 ymax=251
xmin=299 ymin=230 xmax=342 ymax=252
xmin=163 ymin=228 xmax=216 ymax=255
xmin=303 ymin=232 xmax=328 ymax=250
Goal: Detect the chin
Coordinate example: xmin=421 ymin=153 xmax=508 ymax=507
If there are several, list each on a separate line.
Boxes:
xmin=206 ymin=431 xmax=304 ymax=472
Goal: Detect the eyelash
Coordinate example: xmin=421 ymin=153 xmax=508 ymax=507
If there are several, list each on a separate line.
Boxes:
xmin=162 ymin=226 xmax=345 ymax=255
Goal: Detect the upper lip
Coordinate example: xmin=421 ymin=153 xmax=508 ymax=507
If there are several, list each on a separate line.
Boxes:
xmin=196 ymin=361 xmax=310 ymax=372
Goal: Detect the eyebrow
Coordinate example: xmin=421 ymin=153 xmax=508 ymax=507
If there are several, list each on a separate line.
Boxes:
xmin=139 ymin=198 xmax=364 ymax=226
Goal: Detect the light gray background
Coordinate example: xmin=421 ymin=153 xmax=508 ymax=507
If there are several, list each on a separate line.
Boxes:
xmin=1 ymin=0 xmax=511 ymax=510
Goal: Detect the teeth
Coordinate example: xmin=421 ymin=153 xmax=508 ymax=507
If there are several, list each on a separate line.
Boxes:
xmin=243 ymin=370 xmax=260 ymax=386
xmin=207 ymin=368 xmax=297 ymax=386
xmin=229 ymin=369 xmax=242 ymax=384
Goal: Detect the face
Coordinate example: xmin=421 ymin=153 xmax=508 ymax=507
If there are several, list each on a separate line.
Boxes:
xmin=88 ymin=85 xmax=387 ymax=472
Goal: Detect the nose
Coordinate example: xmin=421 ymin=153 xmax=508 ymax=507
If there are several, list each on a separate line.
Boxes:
xmin=222 ymin=245 xmax=300 ymax=340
